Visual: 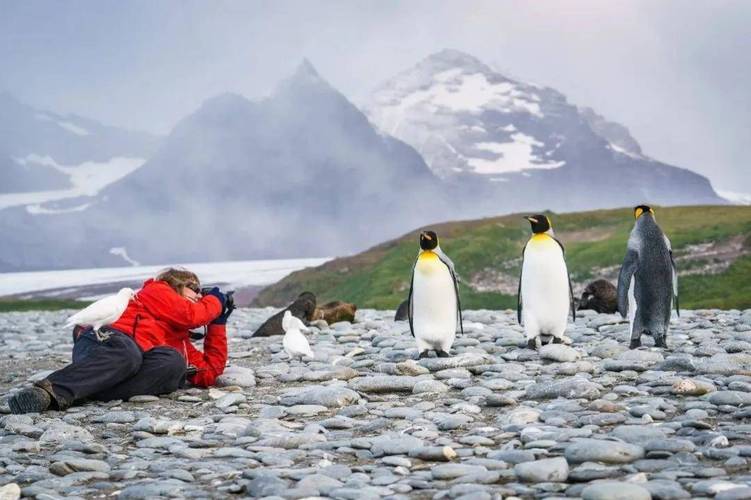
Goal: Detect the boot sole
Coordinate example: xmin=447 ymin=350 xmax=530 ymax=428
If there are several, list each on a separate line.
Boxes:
xmin=8 ymin=390 xmax=50 ymax=414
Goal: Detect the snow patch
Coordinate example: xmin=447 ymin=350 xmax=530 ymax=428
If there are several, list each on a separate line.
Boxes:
xmin=0 ymin=155 xmax=146 ymax=211
xmin=433 ymin=68 xmax=464 ymax=82
xmin=372 ymin=71 xmax=542 ymax=135
xmin=57 ymin=121 xmax=90 ymax=136
xmin=0 ymin=258 xmax=331 ymax=298
xmin=33 ymin=112 xmax=91 ymax=136
xmin=718 ymin=190 xmax=751 ymax=205
xmin=608 ymin=142 xmax=642 ymax=159
xmin=26 ymin=202 xmax=92 ymax=215
xmin=109 ymin=247 xmax=140 ymax=267
xmin=467 ymin=133 xmax=565 ymax=174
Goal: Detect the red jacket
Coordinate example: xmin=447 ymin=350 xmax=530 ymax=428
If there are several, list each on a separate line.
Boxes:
xmin=110 ymin=279 xmax=228 ymax=387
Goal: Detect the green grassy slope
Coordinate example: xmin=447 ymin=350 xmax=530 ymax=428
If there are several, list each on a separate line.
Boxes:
xmin=253 ymin=205 xmax=751 ymax=310
xmin=0 ymin=299 xmax=90 ymax=313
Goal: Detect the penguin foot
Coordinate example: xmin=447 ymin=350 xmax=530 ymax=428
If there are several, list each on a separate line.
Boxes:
xmin=654 ymin=337 xmax=668 ymax=349
xmin=551 ymin=336 xmax=563 ymax=344
xmin=436 ymin=350 xmax=450 ymax=358
xmin=418 ymin=350 xmax=430 ymax=359
xmin=629 ymin=338 xmax=642 ymax=349
xmin=526 ymin=339 xmax=538 ymax=350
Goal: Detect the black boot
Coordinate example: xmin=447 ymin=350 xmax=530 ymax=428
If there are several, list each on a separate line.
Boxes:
xmin=8 ymin=386 xmax=52 ymax=414
xmin=436 ymin=350 xmax=450 ymax=358
xmin=629 ymin=338 xmax=642 ymax=349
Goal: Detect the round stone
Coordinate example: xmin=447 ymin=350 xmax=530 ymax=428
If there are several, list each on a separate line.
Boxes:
xmin=514 ymin=457 xmax=569 ymax=482
xmin=565 ymin=439 xmax=645 ymax=464
xmin=582 ymin=482 xmax=651 ymax=500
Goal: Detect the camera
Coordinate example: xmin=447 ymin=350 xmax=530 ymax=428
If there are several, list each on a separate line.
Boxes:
xmin=201 ymin=287 xmax=235 ymax=311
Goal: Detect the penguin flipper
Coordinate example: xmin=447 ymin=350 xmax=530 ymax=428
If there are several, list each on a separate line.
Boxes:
xmin=454 ymin=271 xmax=464 ymax=336
xmin=669 ymin=249 xmax=680 ymax=317
xmin=437 ymin=252 xmax=463 ymax=336
xmin=554 ymin=237 xmax=576 ymax=322
xmin=517 ymin=243 xmax=526 ymax=325
xmin=407 ymin=262 xmax=416 ymax=338
xmin=617 ymin=249 xmax=639 ymax=318
xmin=568 ymin=270 xmax=576 ymax=322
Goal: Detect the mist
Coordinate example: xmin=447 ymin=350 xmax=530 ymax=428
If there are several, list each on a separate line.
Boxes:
xmin=2 ymin=0 xmax=749 ymax=193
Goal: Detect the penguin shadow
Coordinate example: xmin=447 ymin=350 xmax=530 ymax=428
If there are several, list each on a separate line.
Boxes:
xmin=416 ymin=349 xmax=451 ymax=360
xmin=628 ymin=333 xmax=671 ymax=351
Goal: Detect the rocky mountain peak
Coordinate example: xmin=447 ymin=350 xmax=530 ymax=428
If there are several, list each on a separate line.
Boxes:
xmin=420 ymin=49 xmax=492 ymax=74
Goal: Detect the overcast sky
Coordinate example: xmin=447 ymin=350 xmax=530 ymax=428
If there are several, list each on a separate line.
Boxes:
xmin=2 ymin=0 xmax=749 ymax=193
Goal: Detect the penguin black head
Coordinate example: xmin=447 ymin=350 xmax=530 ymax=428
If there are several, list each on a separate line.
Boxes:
xmin=419 ymin=230 xmax=439 ymax=251
xmin=634 ymin=205 xmax=654 ymax=219
xmin=525 ymin=215 xmax=551 ymax=234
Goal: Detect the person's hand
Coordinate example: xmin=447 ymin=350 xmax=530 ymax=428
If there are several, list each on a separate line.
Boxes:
xmin=211 ymin=299 xmax=235 ymax=325
xmin=204 ymin=287 xmax=226 ymax=308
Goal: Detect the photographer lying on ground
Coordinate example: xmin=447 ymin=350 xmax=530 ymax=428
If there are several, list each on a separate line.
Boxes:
xmin=9 ymin=268 xmax=234 ymax=414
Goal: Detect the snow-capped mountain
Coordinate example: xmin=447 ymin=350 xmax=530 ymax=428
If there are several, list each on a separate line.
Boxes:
xmin=364 ymin=49 xmax=723 ymax=212
xmin=0 ymin=92 xmax=160 ymax=212
xmin=0 ymin=52 xmax=729 ymax=272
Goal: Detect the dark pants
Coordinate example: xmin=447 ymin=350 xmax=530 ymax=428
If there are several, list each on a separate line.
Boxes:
xmin=45 ymin=330 xmax=186 ymax=409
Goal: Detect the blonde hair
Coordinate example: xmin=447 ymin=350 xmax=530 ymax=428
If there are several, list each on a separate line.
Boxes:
xmin=156 ymin=267 xmax=200 ymax=293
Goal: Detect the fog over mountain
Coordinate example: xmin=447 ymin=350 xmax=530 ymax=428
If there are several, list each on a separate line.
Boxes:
xmin=0 ymin=92 xmax=158 ymax=197
xmin=0 ymin=52 xmax=727 ymax=272
xmin=0 ymin=61 xmax=440 ymax=271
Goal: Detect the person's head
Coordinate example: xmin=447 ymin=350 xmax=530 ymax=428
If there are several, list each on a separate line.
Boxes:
xmin=156 ymin=267 xmax=201 ymax=302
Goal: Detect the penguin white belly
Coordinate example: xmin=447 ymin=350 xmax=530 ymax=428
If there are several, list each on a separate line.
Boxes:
xmin=628 ymin=277 xmax=637 ymax=336
xmin=521 ymin=243 xmax=570 ymax=336
xmin=412 ymin=257 xmax=457 ymax=351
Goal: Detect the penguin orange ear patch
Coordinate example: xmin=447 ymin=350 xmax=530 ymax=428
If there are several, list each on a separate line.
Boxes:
xmin=634 ymin=205 xmax=653 ymax=219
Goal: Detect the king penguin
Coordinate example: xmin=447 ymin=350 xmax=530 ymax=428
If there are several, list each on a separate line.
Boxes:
xmin=408 ymin=230 xmax=463 ymax=358
xmin=517 ymin=215 xmax=575 ymax=349
xmin=617 ymin=205 xmax=679 ymax=349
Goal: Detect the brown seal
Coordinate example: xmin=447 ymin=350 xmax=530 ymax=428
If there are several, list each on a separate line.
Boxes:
xmin=251 ymin=291 xmax=317 ymax=337
xmin=312 ymin=301 xmax=357 ymax=324
xmin=578 ymin=279 xmax=617 ymax=314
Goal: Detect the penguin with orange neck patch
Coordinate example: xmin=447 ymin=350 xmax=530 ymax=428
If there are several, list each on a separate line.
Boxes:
xmin=617 ymin=205 xmax=679 ymax=349
xmin=408 ymin=230 xmax=463 ymax=358
xmin=517 ymin=214 xmax=575 ymax=349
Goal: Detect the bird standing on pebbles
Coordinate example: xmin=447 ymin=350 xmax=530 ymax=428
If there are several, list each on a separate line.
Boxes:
xmin=282 ymin=310 xmax=315 ymax=360
xmin=408 ymin=230 xmax=463 ymax=359
xmin=617 ymin=205 xmax=679 ymax=349
xmin=518 ymin=215 xmax=575 ymax=349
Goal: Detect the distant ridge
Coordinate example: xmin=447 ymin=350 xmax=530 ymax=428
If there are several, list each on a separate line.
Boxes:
xmin=254 ymin=205 xmax=751 ymax=311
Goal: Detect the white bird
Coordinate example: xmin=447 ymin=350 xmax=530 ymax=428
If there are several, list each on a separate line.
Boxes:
xmin=64 ymin=287 xmax=135 ymax=332
xmin=282 ymin=310 xmax=314 ymax=360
